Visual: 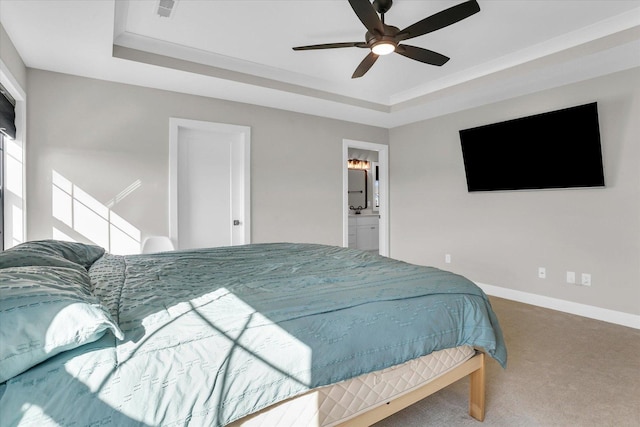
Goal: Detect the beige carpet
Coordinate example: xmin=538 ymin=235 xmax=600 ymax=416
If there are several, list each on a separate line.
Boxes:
xmin=373 ymin=297 xmax=640 ymax=426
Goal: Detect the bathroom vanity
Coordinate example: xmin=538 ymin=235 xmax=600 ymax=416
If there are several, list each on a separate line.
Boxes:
xmin=348 ymin=214 xmax=379 ymax=252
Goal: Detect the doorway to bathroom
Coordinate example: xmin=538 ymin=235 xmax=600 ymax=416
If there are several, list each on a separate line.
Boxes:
xmin=342 ymin=139 xmax=389 ymax=257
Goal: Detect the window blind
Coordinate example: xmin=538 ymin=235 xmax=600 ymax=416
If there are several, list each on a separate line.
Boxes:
xmin=0 ymin=83 xmax=16 ymax=140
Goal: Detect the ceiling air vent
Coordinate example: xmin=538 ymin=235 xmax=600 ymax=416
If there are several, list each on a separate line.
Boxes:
xmin=156 ymin=0 xmax=176 ymax=18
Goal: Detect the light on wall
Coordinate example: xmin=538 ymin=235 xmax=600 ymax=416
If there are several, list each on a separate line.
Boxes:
xmin=348 ymin=159 xmax=370 ymax=170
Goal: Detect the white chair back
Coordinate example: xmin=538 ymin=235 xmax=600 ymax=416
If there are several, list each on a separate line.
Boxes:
xmin=141 ymin=236 xmax=175 ymax=254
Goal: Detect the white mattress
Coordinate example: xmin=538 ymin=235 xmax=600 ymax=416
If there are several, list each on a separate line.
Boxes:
xmin=229 ymin=345 xmax=476 ymax=427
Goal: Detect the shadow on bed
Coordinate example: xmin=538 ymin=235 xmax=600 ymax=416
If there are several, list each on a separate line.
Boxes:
xmin=94 ymin=244 xmax=503 ymax=426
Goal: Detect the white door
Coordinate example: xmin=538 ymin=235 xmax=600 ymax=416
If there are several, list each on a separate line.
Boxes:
xmin=170 ymin=119 xmax=250 ymax=250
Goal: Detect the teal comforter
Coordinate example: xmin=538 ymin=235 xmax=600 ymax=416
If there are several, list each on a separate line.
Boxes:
xmin=1 ymin=243 xmax=506 ymax=426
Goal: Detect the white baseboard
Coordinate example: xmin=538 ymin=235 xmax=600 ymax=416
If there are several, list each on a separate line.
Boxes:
xmin=476 ymin=282 xmax=640 ymax=330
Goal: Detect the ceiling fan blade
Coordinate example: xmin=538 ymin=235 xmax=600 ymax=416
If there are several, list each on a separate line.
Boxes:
xmin=395 ymin=45 xmax=450 ymax=66
xmin=348 ymin=0 xmax=384 ymax=35
xmin=396 ymin=0 xmax=480 ymax=41
xmin=293 ymin=42 xmax=367 ymax=51
xmin=352 ymin=52 xmax=379 ymax=78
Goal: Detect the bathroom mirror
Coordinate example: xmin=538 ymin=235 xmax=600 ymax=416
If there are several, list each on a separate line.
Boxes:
xmin=348 ymin=169 xmax=367 ymax=211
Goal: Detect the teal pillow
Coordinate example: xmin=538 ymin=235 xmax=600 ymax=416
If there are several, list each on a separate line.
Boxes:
xmin=6 ymin=240 xmax=105 ymax=269
xmin=0 ymin=266 xmax=124 ymax=383
xmin=0 ymin=251 xmax=87 ymax=274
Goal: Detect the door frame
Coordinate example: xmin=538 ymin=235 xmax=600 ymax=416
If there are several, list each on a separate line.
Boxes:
xmin=169 ymin=118 xmax=251 ymax=248
xmin=342 ymin=139 xmax=389 ymax=256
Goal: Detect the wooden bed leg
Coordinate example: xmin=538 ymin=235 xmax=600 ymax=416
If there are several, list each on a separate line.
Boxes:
xmin=469 ymin=352 xmax=486 ymax=421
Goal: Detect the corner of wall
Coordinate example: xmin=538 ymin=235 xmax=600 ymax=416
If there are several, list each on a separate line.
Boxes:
xmin=0 ymin=22 xmax=27 ymax=91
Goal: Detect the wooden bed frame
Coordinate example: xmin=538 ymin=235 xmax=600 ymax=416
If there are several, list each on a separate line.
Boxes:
xmin=338 ymin=352 xmax=486 ymax=426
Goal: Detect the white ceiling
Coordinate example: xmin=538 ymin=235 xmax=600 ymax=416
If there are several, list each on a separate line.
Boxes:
xmin=2 ymin=1 xmax=640 ymax=128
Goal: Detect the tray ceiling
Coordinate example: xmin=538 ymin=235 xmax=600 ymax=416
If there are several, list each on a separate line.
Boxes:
xmin=2 ymin=1 xmax=640 ymax=127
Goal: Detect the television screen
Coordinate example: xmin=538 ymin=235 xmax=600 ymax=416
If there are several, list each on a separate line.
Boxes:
xmin=459 ymin=102 xmax=604 ymax=192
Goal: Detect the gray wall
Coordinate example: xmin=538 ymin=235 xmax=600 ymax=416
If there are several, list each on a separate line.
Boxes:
xmin=0 ymin=23 xmax=26 ymax=90
xmin=26 ymin=69 xmax=388 ymax=247
xmin=389 ymin=67 xmax=640 ymax=316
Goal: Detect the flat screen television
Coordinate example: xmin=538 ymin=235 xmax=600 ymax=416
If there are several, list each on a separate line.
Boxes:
xmin=459 ymin=102 xmax=604 ymax=192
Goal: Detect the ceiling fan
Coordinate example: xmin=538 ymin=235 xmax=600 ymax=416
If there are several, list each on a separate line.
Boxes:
xmin=292 ymin=0 xmax=480 ymax=78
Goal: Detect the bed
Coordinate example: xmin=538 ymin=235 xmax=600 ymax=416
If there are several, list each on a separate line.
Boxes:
xmin=0 ymin=240 xmax=506 ymax=426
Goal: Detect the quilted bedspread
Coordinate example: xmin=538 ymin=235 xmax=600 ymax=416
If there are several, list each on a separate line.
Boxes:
xmin=0 ymin=243 xmax=506 ymax=426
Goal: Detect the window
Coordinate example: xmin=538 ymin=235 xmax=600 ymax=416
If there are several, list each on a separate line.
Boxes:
xmin=0 ymin=79 xmax=24 ymax=249
xmin=0 ymin=133 xmax=4 ymax=250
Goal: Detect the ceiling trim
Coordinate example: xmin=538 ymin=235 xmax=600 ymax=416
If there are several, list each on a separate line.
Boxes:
xmin=393 ymin=27 xmax=640 ymax=114
xmin=112 ymin=31 xmax=640 ymax=129
xmin=389 ymin=7 xmax=640 ymax=105
xmin=111 ymin=1 xmax=640 ymax=128
xmin=113 ymin=43 xmax=390 ymax=113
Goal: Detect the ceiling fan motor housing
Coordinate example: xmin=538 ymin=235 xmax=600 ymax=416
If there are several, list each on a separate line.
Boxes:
xmin=372 ymin=0 xmax=393 ymax=14
xmin=366 ymin=25 xmax=399 ymax=51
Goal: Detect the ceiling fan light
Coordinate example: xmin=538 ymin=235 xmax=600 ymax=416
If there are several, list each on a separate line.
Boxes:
xmin=371 ymin=42 xmax=395 ymax=56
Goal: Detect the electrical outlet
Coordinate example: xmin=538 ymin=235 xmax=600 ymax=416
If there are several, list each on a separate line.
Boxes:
xmin=581 ymin=273 xmax=591 ymax=286
xmin=566 ymin=271 xmax=575 ymax=284
xmin=538 ymin=267 xmax=546 ymax=279
xmin=445 ymin=254 xmax=451 ymax=264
